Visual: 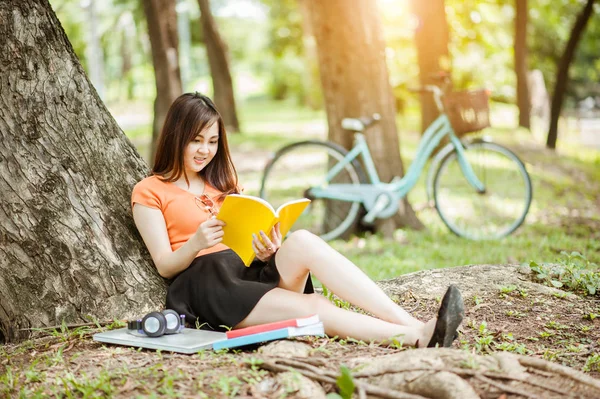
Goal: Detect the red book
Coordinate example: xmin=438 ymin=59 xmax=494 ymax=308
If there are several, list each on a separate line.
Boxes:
xmin=226 ymin=314 xmax=320 ymax=339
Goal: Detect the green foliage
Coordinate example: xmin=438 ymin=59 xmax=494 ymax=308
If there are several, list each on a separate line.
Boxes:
xmin=49 ymin=0 xmax=600 ymax=110
xmin=529 ymin=252 xmax=600 ymax=296
xmin=322 ymin=285 xmax=352 ymax=310
xmin=505 ymin=310 xmax=526 ymax=318
xmin=529 ymin=0 xmax=600 ymax=103
xmin=388 ymin=335 xmax=405 ymax=350
xmin=259 ymin=0 xmax=303 ymax=58
xmin=265 ymin=54 xmax=308 ymax=102
xmin=584 ymin=353 xmax=600 ymax=372
xmin=57 ymin=370 xmax=118 ymax=398
xmin=500 ymin=285 xmax=518 ymax=294
xmin=255 ymin=0 xmax=323 ymax=107
xmin=495 ymin=341 xmax=531 ymax=355
xmin=326 ymin=365 xmax=355 ymax=399
xmin=444 ymin=0 xmax=600 ymax=104
xmin=211 ymin=375 xmax=243 ymax=397
xmin=473 ymin=321 xmax=495 ymax=353
xmin=0 ymin=366 xmax=16 ymax=397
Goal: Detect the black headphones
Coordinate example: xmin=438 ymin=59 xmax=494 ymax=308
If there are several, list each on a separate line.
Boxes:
xmin=127 ymin=309 xmax=185 ymax=337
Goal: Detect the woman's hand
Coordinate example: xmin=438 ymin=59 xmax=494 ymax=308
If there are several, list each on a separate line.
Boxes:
xmin=193 ymin=218 xmax=225 ymax=251
xmin=252 ymin=222 xmax=282 ymax=262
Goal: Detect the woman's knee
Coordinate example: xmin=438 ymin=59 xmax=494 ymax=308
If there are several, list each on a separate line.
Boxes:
xmin=304 ymin=293 xmax=332 ymax=314
xmin=283 ymin=229 xmax=321 ymax=252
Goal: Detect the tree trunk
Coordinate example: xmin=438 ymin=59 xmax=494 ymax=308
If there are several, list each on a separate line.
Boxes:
xmin=197 ymin=0 xmax=240 ymax=133
xmin=83 ymin=0 xmax=105 ymax=101
xmin=411 ymin=0 xmax=451 ymax=133
xmin=297 ymin=0 xmax=323 ymax=110
xmin=177 ymin=0 xmax=193 ymax=90
xmin=0 ymin=0 xmax=166 ymax=344
xmin=306 ymin=0 xmax=424 ymax=233
xmin=143 ymin=0 xmax=182 ymax=163
xmin=120 ymin=23 xmax=134 ymax=101
xmin=515 ymin=0 xmax=531 ymax=129
xmin=547 ymin=0 xmax=596 ymax=149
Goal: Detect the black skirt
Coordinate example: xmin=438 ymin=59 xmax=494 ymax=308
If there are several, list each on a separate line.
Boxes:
xmin=166 ymin=249 xmax=314 ymax=331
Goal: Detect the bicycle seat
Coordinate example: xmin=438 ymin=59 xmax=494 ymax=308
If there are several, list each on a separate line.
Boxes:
xmin=341 ymin=114 xmax=381 ymax=132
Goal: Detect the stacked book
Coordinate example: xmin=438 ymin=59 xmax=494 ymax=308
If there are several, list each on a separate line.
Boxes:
xmin=212 ymin=314 xmax=325 ymax=350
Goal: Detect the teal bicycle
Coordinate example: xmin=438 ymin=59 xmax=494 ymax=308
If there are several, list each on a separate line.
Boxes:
xmin=259 ymin=80 xmax=532 ymax=241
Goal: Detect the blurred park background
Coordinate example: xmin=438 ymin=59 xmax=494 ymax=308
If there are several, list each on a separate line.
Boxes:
xmin=49 ymin=0 xmax=600 ymax=279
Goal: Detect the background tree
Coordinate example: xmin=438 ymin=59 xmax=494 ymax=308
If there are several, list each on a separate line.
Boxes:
xmin=297 ymin=0 xmax=323 ymax=110
xmin=142 ymin=0 xmax=183 ymax=162
xmin=83 ymin=0 xmax=105 ymax=100
xmin=515 ymin=0 xmax=531 ymax=129
xmin=306 ymin=0 xmax=423 ymax=234
xmin=197 ymin=0 xmax=240 ymax=132
xmin=411 ymin=0 xmax=451 ymax=133
xmin=547 ymin=0 xmax=597 ymax=149
xmin=0 ymin=0 xmax=166 ymax=343
xmin=257 ymin=0 xmax=321 ymax=107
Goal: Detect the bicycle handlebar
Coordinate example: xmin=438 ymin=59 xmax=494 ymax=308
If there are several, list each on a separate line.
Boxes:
xmin=402 ymin=72 xmax=451 ymax=112
xmin=408 ymin=85 xmax=445 ymax=112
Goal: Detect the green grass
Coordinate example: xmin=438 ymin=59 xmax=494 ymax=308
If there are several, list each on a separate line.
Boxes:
xmin=115 ymin=98 xmax=599 ymax=282
xmin=330 ymin=227 xmax=598 ymax=282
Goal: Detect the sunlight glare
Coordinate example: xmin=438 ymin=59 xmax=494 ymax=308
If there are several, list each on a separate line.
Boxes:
xmin=378 ymin=0 xmax=408 ymax=17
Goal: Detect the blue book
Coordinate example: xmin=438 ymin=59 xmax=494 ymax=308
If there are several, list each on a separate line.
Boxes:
xmin=212 ymin=322 xmax=325 ymax=350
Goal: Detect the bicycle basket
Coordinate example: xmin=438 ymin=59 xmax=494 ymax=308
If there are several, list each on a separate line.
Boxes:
xmin=443 ymin=89 xmax=491 ymax=136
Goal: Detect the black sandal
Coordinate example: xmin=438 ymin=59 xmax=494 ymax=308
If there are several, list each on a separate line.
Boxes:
xmin=427 ymin=285 xmax=464 ymax=348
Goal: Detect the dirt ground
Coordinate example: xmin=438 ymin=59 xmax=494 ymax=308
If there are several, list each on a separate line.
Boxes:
xmin=2 ymin=274 xmax=599 ymax=398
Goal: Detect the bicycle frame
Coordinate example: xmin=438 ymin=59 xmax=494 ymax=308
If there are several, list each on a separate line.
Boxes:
xmin=307 ymin=114 xmax=486 ymax=222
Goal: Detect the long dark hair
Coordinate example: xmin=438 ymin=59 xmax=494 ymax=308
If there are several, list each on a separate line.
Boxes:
xmin=152 ymin=93 xmax=239 ymax=199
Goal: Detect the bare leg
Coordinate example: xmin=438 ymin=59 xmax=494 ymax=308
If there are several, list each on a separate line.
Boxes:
xmin=236 ymin=288 xmax=435 ymax=346
xmin=274 ymin=230 xmax=423 ymax=327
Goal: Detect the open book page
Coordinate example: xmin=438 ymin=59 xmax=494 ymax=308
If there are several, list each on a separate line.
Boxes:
xmin=275 ymin=199 xmax=311 ymax=237
xmin=216 ymin=195 xmax=311 ymax=266
xmin=217 ymin=195 xmax=277 ymax=266
xmin=288 ymin=322 xmax=325 ymax=338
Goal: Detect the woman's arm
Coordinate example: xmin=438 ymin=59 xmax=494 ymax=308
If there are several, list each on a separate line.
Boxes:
xmin=132 ymin=203 xmax=224 ymax=279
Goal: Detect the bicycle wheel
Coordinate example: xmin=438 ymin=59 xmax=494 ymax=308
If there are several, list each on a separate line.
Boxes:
xmin=260 ymin=140 xmax=367 ymax=241
xmin=433 ymin=140 xmax=532 ymax=239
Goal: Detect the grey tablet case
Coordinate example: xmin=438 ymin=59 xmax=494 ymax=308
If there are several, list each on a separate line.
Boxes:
xmin=93 ymin=328 xmax=227 ymax=354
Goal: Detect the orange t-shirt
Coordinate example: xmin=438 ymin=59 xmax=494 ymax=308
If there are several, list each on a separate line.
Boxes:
xmin=131 ymin=175 xmax=229 ymax=257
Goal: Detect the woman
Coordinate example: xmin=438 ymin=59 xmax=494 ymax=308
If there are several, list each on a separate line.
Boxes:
xmin=131 ymin=92 xmax=463 ymax=347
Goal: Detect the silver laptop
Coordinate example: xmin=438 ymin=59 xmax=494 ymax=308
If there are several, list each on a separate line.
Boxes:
xmin=93 ymin=328 xmax=227 ymax=354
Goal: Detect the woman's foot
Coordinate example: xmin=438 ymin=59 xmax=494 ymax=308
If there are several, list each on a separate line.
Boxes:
xmin=416 ymin=318 xmax=437 ymax=348
xmin=426 ymin=285 xmax=464 ymax=348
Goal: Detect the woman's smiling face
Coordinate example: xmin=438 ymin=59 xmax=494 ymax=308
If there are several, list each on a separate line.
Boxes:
xmin=183 ymin=121 xmax=219 ymax=175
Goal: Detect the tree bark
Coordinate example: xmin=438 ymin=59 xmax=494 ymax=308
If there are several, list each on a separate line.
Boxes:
xmin=197 ymin=0 xmax=240 ymax=133
xmin=514 ymin=0 xmax=531 ymax=129
xmin=306 ymin=0 xmax=424 ymax=233
xmin=411 ymin=0 xmax=451 ymax=133
xmin=143 ymin=0 xmax=183 ymax=162
xmin=0 ymin=0 xmax=166 ymax=343
xmin=547 ymin=0 xmax=596 ymax=149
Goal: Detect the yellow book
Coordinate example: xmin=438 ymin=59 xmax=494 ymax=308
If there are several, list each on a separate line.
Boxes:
xmin=216 ymin=195 xmax=311 ymax=266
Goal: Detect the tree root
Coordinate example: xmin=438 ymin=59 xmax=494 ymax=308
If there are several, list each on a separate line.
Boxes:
xmin=518 ymin=355 xmax=600 ymax=391
xmin=258 ymin=352 xmax=600 ymax=399
xmin=260 ymin=358 xmax=428 ymax=399
xmin=354 ymin=366 xmax=571 ymax=396
xmin=474 ymin=374 xmax=541 ymax=399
